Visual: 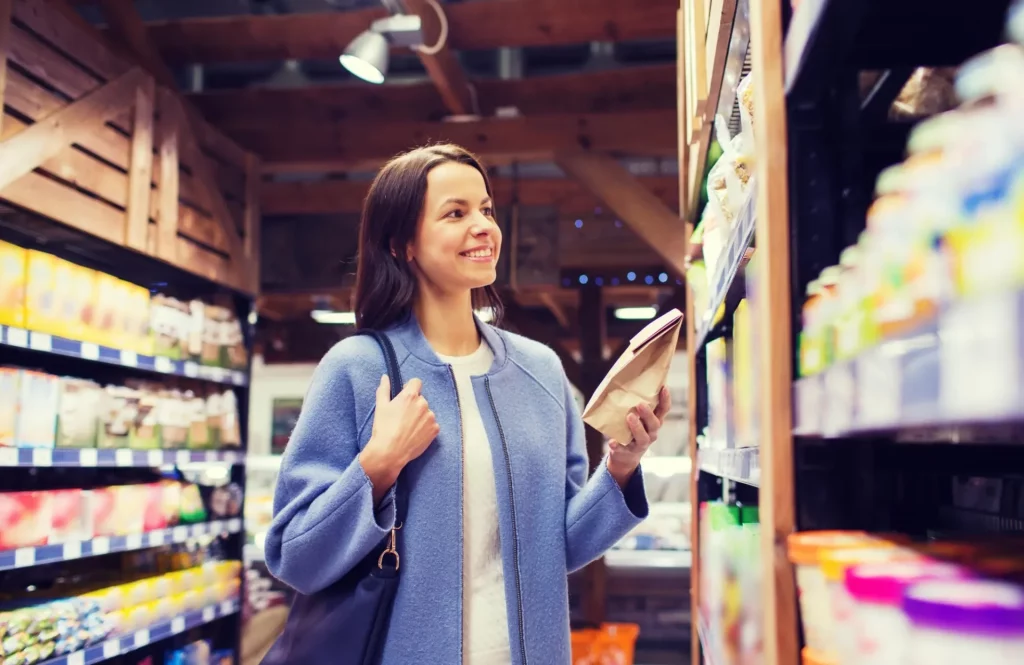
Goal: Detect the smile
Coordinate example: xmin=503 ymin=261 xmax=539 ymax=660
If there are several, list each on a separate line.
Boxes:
xmin=460 ymin=247 xmax=494 ymax=261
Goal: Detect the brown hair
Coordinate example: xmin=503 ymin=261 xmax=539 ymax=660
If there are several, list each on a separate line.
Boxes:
xmin=353 ymin=144 xmax=504 ymax=331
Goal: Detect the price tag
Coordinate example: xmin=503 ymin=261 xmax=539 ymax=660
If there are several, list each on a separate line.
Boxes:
xmin=171 ymin=616 xmax=186 ymax=634
xmin=194 ymin=523 xmax=207 ymax=536
xmin=941 ymin=294 xmax=1020 ymax=419
xmin=173 ymin=526 xmax=188 ymax=542
xmin=126 ymin=533 xmax=143 ymax=551
xmin=7 ymin=327 xmax=28 ymax=348
xmin=220 ymin=600 xmax=234 ymax=615
xmin=155 ymin=356 xmax=174 ymax=374
xmin=184 ymin=361 xmax=199 ymax=378
xmin=67 ymin=650 xmax=85 ymax=665
xmin=210 ymin=520 xmax=224 ymax=534
xmin=79 ymin=449 xmax=98 ymax=467
xmin=150 ymin=530 xmax=166 ymax=546
xmin=227 ymin=518 xmax=242 ymax=532
xmin=233 ymin=372 xmax=245 ymax=386
xmin=176 ymin=450 xmax=191 ymax=466
xmin=29 ymin=333 xmax=52 ymax=352
xmin=202 ymin=606 xmax=215 ymax=623
xmin=115 ymin=449 xmax=134 ymax=467
xmin=134 ymin=629 xmax=150 ymax=647
xmin=14 ymin=548 xmax=34 ymax=568
xmin=0 ymin=448 xmax=16 ymax=467
xmin=103 ymin=639 xmax=120 ymax=659
xmin=31 ymin=448 xmax=52 ymax=466
xmin=148 ymin=450 xmax=164 ymax=467
xmin=81 ymin=342 xmax=100 ymax=360
xmin=121 ymin=350 xmax=138 ymax=367
xmin=857 ymin=349 xmax=901 ymax=428
xmin=63 ymin=540 xmax=82 ymax=560
xmin=92 ymin=537 xmax=110 ymax=556
xmin=205 ymin=451 xmax=217 ymax=462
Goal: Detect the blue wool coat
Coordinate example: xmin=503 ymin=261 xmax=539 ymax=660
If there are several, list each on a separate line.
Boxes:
xmin=263 ymin=315 xmax=648 ymax=664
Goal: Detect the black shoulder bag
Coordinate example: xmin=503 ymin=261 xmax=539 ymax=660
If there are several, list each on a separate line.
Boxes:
xmin=260 ymin=330 xmax=406 ymax=665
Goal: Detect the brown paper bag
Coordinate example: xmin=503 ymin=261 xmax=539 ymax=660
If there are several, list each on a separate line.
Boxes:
xmin=581 ymin=309 xmax=683 ymax=444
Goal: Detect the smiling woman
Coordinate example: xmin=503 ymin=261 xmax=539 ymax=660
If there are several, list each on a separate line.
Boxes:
xmin=353 ymin=144 xmax=505 ymax=332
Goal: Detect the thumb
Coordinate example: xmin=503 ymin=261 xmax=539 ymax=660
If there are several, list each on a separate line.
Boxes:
xmin=376 ymin=374 xmax=391 ymax=407
xmin=400 ymin=377 xmax=423 ymax=399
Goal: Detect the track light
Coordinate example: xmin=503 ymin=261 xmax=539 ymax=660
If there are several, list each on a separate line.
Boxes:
xmin=339 ymin=0 xmax=450 ymax=84
xmin=311 ymin=310 xmax=356 ymax=325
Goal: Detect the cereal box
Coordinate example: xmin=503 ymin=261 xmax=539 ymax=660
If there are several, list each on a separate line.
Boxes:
xmin=25 ymin=250 xmax=58 ymax=334
xmin=15 ymin=370 xmax=59 ymax=448
xmin=0 ymin=240 xmax=26 ymax=327
xmin=0 ymin=367 xmax=20 ymax=447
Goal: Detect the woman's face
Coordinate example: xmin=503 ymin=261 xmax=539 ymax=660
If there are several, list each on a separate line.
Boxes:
xmin=407 ymin=161 xmax=501 ymax=296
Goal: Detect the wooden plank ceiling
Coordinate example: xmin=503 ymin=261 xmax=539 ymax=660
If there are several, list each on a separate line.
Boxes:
xmin=89 ymin=0 xmax=688 ymax=359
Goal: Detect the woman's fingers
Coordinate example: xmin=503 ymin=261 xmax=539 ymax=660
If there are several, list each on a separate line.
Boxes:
xmin=654 ymin=385 xmax=672 ymax=420
xmin=626 ymin=412 xmax=651 ymax=448
xmin=636 ymin=402 xmax=661 ymax=441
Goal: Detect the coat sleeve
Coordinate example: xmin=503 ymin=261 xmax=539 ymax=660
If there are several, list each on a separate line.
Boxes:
xmin=263 ymin=342 xmax=396 ymax=595
xmin=562 ymin=377 xmax=649 ymax=573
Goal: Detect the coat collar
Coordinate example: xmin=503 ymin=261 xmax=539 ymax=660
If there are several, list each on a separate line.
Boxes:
xmin=387 ymin=312 xmax=509 ymax=373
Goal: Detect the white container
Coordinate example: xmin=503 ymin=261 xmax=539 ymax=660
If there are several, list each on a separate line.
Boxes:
xmin=903 ymin=579 xmax=1024 ymax=665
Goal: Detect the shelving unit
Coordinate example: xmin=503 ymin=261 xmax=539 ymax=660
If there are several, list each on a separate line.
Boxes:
xmin=0 ymin=3 xmax=260 ymax=664
xmin=682 ymin=0 xmax=1024 ymax=664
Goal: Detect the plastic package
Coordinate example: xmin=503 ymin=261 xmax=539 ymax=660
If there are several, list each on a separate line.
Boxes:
xmin=890 ymin=67 xmax=958 ymax=119
xmin=845 ymin=560 xmax=967 ymax=665
xmin=903 ymin=579 xmax=1024 ymax=665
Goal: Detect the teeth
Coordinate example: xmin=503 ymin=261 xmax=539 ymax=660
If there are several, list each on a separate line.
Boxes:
xmin=463 ymin=249 xmax=492 ymax=258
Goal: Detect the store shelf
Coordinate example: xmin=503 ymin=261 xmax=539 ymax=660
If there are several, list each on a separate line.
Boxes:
xmin=698 ymin=447 xmax=760 ymax=487
xmin=605 ymin=549 xmax=692 ymax=570
xmin=0 ymin=325 xmax=248 ymax=387
xmin=0 ymin=519 xmax=243 ymax=572
xmin=695 ymin=183 xmax=757 ymax=349
xmin=0 ymin=447 xmax=245 ymax=468
xmin=37 ymin=597 xmax=240 ymax=665
xmin=794 ymin=290 xmax=1024 ymax=437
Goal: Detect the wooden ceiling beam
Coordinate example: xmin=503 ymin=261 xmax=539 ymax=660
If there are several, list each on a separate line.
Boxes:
xmin=189 ymin=64 xmax=677 ymax=129
xmin=261 ymin=175 xmax=679 ymax=216
xmin=555 ymin=149 xmax=687 ymax=279
xmin=235 ymin=110 xmax=676 ymax=172
xmin=140 ymin=0 xmax=677 ymax=65
xmin=403 ymin=0 xmax=473 ymax=116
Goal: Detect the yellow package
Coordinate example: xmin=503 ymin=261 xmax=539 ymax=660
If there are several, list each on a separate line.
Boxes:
xmin=166 ymin=592 xmax=188 ymax=617
xmin=25 ymin=250 xmax=58 ymax=334
xmin=121 ymin=578 xmax=155 ymax=607
xmin=733 ymin=299 xmax=756 ymax=448
xmin=129 ymin=284 xmax=153 ymax=355
xmin=182 ymin=588 xmax=204 ymax=612
xmin=70 ymin=265 xmax=98 ymax=344
xmin=93 ymin=272 xmax=122 ymax=348
xmin=0 ymin=240 xmax=26 ymax=328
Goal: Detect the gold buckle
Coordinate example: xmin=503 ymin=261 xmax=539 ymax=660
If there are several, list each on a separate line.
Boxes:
xmin=377 ymin=523 xmax=401 ymax=570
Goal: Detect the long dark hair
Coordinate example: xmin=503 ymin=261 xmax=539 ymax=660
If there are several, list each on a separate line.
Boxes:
xmin=354 ymin=144 xmax=504 ymax=331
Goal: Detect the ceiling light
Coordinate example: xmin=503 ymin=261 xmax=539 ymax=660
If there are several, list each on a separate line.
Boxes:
xmin=615 ymin=306 xmax=658 ymax=321
xmin=311 ymin=309 xmax=357 ymax=325
xmin=476 ymin=308 xmax=494 ymax=323
xmin=339 ymin=13 xmax=424 ymax=84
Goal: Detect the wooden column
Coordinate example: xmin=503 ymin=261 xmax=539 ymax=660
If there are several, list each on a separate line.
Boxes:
xmin=0 ymin=0 xmax=12 ymax=137
xmin=578 ymin=282 xmax=608 ymax=625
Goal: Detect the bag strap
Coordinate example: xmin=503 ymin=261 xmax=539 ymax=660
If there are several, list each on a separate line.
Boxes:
xmin=354 ymin=330 xmax=409 ymax=530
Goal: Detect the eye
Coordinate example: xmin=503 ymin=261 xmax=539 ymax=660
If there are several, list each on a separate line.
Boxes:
xmin=444 ymin=208 xmax=465 ymax=219
xmin=481 ymin=206 xmax=495 ymax=218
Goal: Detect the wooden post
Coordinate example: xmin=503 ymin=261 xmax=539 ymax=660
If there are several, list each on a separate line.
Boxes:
xmin=244 ymin=152 xmax=262 ymax=293
xmin=125 ymin=75 xmax=154 ymax=251
xmin=579 ymin=282 xmax=608 ymax=626
xmin=0 ymin=0 xmax=12 ymax=137
xmin=156 ymin=88 xmax=179 ymax=262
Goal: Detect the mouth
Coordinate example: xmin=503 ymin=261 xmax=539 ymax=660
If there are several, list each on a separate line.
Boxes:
xmin=459 ymin=246 xmax=494 ymax=262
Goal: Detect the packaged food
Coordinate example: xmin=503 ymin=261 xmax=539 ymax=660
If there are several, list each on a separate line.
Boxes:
xmin=732 ymin=299 xmax=757 ymax=448
xmin=799 ymin=280 xmax=824 ymax=376
xmin=185 ymin=392 xmax=211 ymax=449
xmin=903 ymin=579 xmax=1024 ymax=665
xmin=845 ymin=560 xmax=967 ymax=665
xmin=0 ymin=368 xmax=19 ymax=447
xmin=219 ymin=390 xmax=241 ymax=447
xmin=56 ymin=378 xmax=102 ymax=448
xmin=48 ymin=488 xmax=87 ymax=544
xmin=737 ymin=72 xmax=756 ymax=146
xmin=0 ymin=240 xmax=26 ymax=328
xmin=151 ymin=294 xmax=189 ymax=359
xmin=24 ymin=250 xmax=58 ymax=335
xmin=92 ymin=272 xmax=123 ymax=348
xmin=142 ymin=483 xmax=168 ymax=532
xmin=0 ymin=491 xmax=53 ymax=549
xmin=201 ymin=306 xmax=224 ymax=366
xmin=787 ymin=531 xmax=877 ymax=657
xmin=890 ymin=67 xmax=958 ymax=119
xmin=705 ymin=338 xmax=734 ymax=447
xmin=98 ymin=385 xmax=138 ymax=449
xmin=129 ymin=385 xmax=161 ymax=450
xmin=126 ymin=283 xmax=153 ymax=355
xmin=15 ymin=370 xmax=59 ymax=448
xmin=185 ymin=299 xmax=205 ymax=362
xmin=802 ymin=647 xmax=836 ymax=665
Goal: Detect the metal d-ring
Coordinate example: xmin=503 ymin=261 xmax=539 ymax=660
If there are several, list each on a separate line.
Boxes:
xmin=377 ymin=524 xmax=401 ymax=570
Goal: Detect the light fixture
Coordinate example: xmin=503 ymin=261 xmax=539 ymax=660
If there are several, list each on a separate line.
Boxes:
xmin=614 ymin=306 xmax=658 ymax=321
xmin=311 ymin=309 xmax=357 ymax=325
xmin=475 ymin=308 xmax=494 ymax=323
xmin=339 ymin=0 xmax=450 ymax=85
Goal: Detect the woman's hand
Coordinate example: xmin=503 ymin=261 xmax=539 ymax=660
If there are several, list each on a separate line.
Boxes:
xmin=606 ymin=386 xmax=671 ymax=489
xmin=359 ymin=376 xmax=440 ymax=503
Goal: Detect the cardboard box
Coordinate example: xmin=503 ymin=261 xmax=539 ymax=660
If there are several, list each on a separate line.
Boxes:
xmin=0 ymin=491 xmax=53 ymax=549
xmin=25 ymin=250 xmax=59 ymax=334
xmin=0 ymin=240 xmax=26 ymax=328
xmin=15 ymin=370 xmax=60 ymax=448
xmin=0 ymin=368 xmax=19 ymax=447
xmin=56 ymin=377 xmax=102 ymax=448
xmin=69 ymin=264 xmax=98 ymax=343
xmin=93 ymin=272 xmax=123 ymax=348
xmin=49 ymin=488 xmax=88 ymax=543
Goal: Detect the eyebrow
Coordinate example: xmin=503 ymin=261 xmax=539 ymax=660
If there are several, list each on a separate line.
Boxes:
xmin=440 ymin=196 xmax=492 ymax=208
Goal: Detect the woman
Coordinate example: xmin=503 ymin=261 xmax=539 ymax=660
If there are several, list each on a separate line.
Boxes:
xmin=264 ymin=144 xmax=670 ymax=665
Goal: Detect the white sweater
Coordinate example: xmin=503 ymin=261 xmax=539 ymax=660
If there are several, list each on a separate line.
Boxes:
xmin=436 ymin=342 xmax=513 ymax=665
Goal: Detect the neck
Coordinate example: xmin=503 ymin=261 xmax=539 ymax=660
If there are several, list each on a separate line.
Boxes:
xmin=413 ymin=288 xmax=480 ymax=357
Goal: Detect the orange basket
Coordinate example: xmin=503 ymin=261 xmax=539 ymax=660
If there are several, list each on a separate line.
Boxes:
xmin=570 ymin=623 xmax=640 ymax=665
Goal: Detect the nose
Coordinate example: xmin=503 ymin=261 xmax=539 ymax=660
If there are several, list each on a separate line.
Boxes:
xmin=469 ymin=213 xmax=496 ymax=235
